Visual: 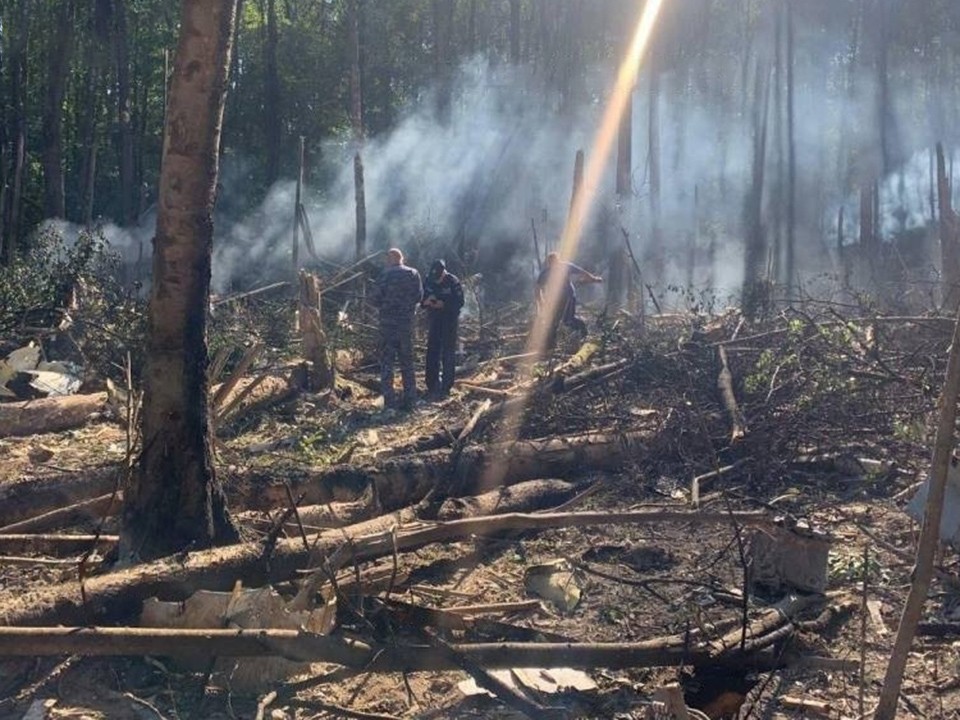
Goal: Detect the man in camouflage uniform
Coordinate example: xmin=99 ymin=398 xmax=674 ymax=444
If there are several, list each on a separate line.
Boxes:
xmin=371 ymin=248 xmax=423 ymax=409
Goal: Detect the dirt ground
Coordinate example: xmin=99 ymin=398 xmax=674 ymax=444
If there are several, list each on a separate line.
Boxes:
xmin=1 ymin=309 xmax=959 ymax=720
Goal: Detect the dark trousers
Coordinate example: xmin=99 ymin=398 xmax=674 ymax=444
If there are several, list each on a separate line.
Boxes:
xmin=380 ymin=325 xmax=416 ymax=405
xmin=425 ymin=316 xmax=458 ymax=394
xmin=546 ymin=295 xmax=587 ymax=349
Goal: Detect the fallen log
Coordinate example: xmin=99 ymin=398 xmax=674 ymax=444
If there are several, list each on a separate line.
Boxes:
xmin=0 ymin=507 xmax=769 ymax=628
xmin=244 ymin=429 xmax=653 ymax=512
xmin=436 ymin=479 xmax=577 ymax=520
xmin=0 ymin=392 xmax=108 ymax=439
xmin=217 ymin=372 xmax=302 ymax=427
xmin=0 ymin=492 xmax=120 ymax=534
xmin=0 ymin=594 xmax=821 ymax=670
xmin=0 ymin=427 xmax=641 ymax=538
xmin=0 ymin=533 xmax=117 ymax=556
xmin=0 ymin=467 xmax=119 ymax=528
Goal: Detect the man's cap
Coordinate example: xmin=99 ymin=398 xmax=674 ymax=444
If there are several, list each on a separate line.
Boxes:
xmin=430 ymin=259 xmax=446 ymax=273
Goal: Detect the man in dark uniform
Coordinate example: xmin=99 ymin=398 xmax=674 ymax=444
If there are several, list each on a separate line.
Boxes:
xmin=371 ymin=248 xmax=423 ymax=409
xmin=536 ymin=251 xmax=602 ymax=347
xmin=422 ymin=259 xmax=464 ymax=398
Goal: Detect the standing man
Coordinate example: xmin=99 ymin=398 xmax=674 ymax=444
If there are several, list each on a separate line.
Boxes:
xmin=536 ymin=251 xmax=603 ymax=347
xmin=371 ymin=248 xmax=423 ymax=410
xmin=422 ymin=259 xmax=464 ymax=398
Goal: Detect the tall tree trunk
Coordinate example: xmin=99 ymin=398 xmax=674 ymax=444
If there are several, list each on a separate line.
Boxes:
xmin=114 ymin=0 xmax=136 ymax=225
xmin=122 ymin=0 xmax=240 ymax=562
xmin=938 ymin=143 xmax=960 ymax=312
xmin=875 ymin=0 xmax=895 ymax=176
xmin=264 ymin=0 xmax=281 ymax=186
xmin=41 ymin=1 xmax=75 ymax=219
xmin=771 ymin=1 xmax=783 ymax=284
xmin=0 ymin=15 xmax=8 ymax=263
xmin=647 ymin=63 xmax=662 ymax=280
xmin=6 ymin=1 xmax=27 ymax=258
xmin=77 ymin=64 xmax=101 ymax=228
xmin=467 ymin=0 xmax=477 ymax=55
xmin=432 ymin=0 xmax=455 ymax=117
xmin=784 ymin=0 xmax=796 ymax=298
xmin=509 ymin=0 xmax=521 ymax=64
xmin=616 ymin=99 xmax=632 ymax=198
xmin=348 ymin=0 xmax=363 ymax=141
xmin=874 ymin=307 xmax=960 ymax=720
xmin=354 ymin=152 xmax=366 ymax=261
xmin=742 ymin=62 xmax=771 ymax=319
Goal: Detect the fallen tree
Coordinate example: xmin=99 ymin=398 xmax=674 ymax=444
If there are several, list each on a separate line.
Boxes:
xmin=0 ymin=505 xmax=769 ymax=628
xmin=0 ymin=467 xmax=119 ymax=528
xmin=0 ymin=492 xmax=120 ymax=534
xmin=0 ymin=392 xmax=108 ymax=439
xmin=0 ymin=533 xmax=117 ymax=555
xmin=0 ymin=592 xmax=824 ymax=671
xmin=244 ymin=428 xmax=654 ymax=511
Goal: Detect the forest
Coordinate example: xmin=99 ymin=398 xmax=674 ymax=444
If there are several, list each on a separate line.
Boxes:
xmin=2 ymin=1 xmax=960 ymax=719
xmin=3 ymin=0 xmax=959 ymax=299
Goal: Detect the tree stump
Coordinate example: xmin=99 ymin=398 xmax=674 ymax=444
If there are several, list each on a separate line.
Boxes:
xmin=298 ymin=271 xmax=334 ymax=391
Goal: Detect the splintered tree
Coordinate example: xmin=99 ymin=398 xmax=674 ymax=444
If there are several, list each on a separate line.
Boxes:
xmin=121 ymin=0 xmax=239 ymax=562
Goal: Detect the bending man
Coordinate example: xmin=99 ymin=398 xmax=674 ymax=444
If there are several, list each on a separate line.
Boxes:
xmin=422 ymin=259 xmax=464 ymax=399
xmin=371 ymin=248 xmax=423 ymax=410
xmin=535 ymin=251 xmax=602 ymax=347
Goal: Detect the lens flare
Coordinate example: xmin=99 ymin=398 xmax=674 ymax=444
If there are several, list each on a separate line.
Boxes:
xmin=477 ymin=0 xmax=667 ymax=493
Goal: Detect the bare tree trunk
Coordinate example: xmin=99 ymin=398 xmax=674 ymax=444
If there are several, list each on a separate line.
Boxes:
xmin=468 ymin=0 xmax=477 ymax=55
xmin=292 ymin=136 xmax=303 ymax=276
xmin=938 ymin=143 xmax=960 ymax=311
xmin=509 ymin=0 xmax=521 ymax=64
xmin=41 ymin=1 xmax=75 ymax=219
xmin=114 ymin=0 xmax=136 ymax=225
xmin=616 ymin=98 xmax=632 ymax=198
xmin=122 ymin=0 xmax=240 ymax=562
xmin=77 ymin=64 xmax=101 ymax=228
xmin=4 ymin=0 xmax=28 ymax=258
xmin=264 ymin=0 xmax=281 ymax=186
xmin=784 ymin=0 xmax=796 ymax=298
xmin=432 ymin=0 xmax=456 ymax=117
xmin=354 ymin=152 xmax=366 ymax=261
xmin=569 ymin=148 xmax=584 ymax=223
xmin=874 ymin=307 xmax=960 ymax=720
xmin=742 ymin=62 xmax=771 ymax=319
xmin=348 ymin=0 xmax=363 ymax=141
xmin=647 ymin=63 xmax=662 ymax=279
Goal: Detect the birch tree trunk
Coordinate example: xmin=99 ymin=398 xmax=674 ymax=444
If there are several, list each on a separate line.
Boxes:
xmin=122 ymin=0 xmax=240 ymax=562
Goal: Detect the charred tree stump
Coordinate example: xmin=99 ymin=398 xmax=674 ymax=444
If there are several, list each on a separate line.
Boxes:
xmin=298 ymin=271 xmax=334 ymax=391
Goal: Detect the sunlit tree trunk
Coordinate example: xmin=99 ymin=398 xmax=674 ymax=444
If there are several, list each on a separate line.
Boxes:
xmin=122 ymin=0 xmax=239 ymax=562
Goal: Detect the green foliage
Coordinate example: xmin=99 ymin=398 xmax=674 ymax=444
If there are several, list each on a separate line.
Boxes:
xmin=828 ymin=549 xmax=890 ymax=584
xmin=0 ymin=226 xmax=147 ymax=384
xmin=0 ymin=226 xmax=101 ymax=334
